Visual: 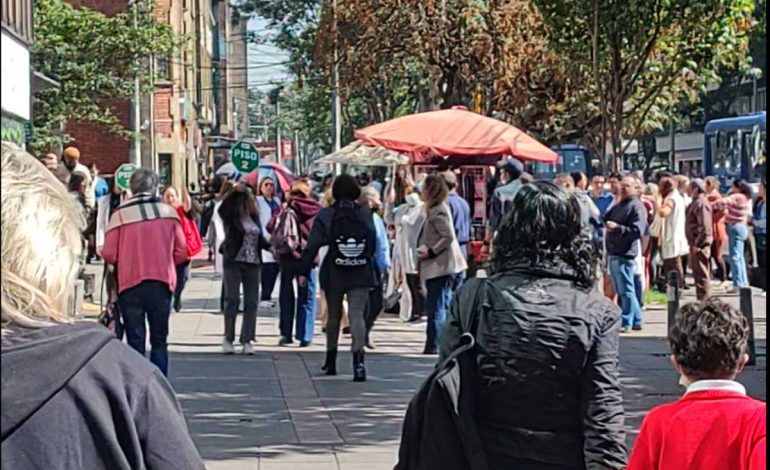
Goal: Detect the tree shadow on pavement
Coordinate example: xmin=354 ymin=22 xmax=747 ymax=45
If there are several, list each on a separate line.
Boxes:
xmin=167 ymin=335 xmax=766 ymax=464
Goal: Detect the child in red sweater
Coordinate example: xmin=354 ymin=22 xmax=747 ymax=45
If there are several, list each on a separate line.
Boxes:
xmin=627 ymin=298 xmax=766 ymax=470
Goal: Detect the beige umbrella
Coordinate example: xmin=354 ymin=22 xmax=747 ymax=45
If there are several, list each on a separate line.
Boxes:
xmin=317 ymin=141 xmax=409 ymax=167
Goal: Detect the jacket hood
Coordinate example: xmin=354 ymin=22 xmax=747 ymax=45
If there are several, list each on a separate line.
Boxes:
xmin=290 ymin=197 xmax=322 ymax=223
xmin=1 ymin=322 xmax=113 ymax=440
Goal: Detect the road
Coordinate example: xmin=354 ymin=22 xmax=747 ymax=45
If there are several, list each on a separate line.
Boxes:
xmin=84 ymin=260 xmax=766 ymax=470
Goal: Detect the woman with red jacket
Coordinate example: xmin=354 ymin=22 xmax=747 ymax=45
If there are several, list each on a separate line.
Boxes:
xmin=163 ymin=185 xmax=203 ymax=312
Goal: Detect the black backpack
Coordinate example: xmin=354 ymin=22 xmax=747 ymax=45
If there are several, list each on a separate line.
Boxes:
xmin=328 ymin=201 xmax=375 ymax=269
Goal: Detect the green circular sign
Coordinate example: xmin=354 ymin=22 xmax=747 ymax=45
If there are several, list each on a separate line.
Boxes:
xmin=231 ymin=140 xmax=260 ymax=173
xmin=115 ymin=163 xmax=137 ymax=191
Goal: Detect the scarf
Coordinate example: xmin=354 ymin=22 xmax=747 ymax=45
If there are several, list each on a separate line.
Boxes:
xmin=106 ymin=193 xmax=179 ymax=233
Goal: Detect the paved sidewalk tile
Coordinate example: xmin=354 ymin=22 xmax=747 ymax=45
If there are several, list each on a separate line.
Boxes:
xmin=129 ymin=261 xmax=766 ymax=468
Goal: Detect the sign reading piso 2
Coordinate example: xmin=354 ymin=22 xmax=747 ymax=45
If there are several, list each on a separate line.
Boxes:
xmin=230 ymin=140 xmax=260 ymax=173
xmin=114 ymin=163 xmax=137 ymax=191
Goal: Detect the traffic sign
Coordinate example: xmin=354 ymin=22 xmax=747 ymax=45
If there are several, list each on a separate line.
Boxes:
xmin=230 ymin=140 xmax=260 ymax=173
xmin=114 ymin=163 xmax=137 ymax=191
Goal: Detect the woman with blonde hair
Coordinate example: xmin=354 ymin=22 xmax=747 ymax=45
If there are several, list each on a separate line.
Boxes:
xmin=163 ymin=185 xmax=203 ymax=312
xmin=0 ymin=143 xmax=203 ymax=468
xmin=416 ymin=174 xmax=467 ymax=355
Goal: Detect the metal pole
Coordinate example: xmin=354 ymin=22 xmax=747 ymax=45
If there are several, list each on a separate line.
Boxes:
xmin=332 ymin=0 xmax=342 ymax=175
xmin=669 ymin=121 xmax=676 ymax=172
xmin=276 ymin=99 xmax=282 ymax=162
xmin=667 ymin=270 xmax=680 ymax=335
xmin=739 ymin=287 xmax=756 ymax=366
xmin=132 ymin=3 xmax=142 ymax=167
xmin=752 ymin=76 xmax=758 ymax=113
xmin=149 ymin=53 xmax=156 ymax=175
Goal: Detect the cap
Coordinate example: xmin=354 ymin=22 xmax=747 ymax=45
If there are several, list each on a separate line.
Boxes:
xmin=499 ymin=158 xmax=523 ymax=179
xmin=63 ymin=147 xmax=80 ymax=160
xmin=440 ymin=170 xmax=457 ymax=187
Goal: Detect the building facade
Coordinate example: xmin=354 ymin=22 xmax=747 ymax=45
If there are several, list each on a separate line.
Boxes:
xmin=1 ymin=0 xmax=34 ymax=146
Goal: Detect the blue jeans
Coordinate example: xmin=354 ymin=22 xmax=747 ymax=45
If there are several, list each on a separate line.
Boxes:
xmin=425 ymin=275 xmax=454 ymax=351
xmin=608 ymin=256 xmax=642 ymax=328
xmin=118 ymin=281 xmax=172 ymax=375
xmin=727 ymin=223 xmax=749 ymax=288
xmin=279 ymin=264 xmax=317 ymax=343
xmin=634 ymin=274 xmax=644 ymax=309
xmin=452 ymin=271 xmax=467 ymax=293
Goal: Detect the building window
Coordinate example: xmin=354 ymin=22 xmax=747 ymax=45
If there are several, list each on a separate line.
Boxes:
xmin=155 ymin=55 xmax=171 ymax=82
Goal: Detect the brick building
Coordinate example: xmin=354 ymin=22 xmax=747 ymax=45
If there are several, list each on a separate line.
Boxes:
xmin=62 ymin=0 xmax=245 ymax=188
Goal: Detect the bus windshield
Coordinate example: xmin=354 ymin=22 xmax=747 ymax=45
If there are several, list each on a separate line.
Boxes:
xmin=533 ymin=149 xmax=588 ymax=180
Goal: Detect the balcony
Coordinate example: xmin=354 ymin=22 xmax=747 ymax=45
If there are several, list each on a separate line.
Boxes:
xmin=1 ymin=0 xmax=33 ymax=44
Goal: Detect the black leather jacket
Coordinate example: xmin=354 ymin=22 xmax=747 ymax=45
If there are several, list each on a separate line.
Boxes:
xmin=439 ymin=269 xmax=627 ymax=469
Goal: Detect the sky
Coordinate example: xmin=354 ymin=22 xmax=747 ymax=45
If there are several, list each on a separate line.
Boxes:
xmin=246 ymin=17 xmax=292 ymax=92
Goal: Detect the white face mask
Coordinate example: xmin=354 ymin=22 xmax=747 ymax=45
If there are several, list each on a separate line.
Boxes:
xmin=405 ymin=193 xmax=420 ymax=206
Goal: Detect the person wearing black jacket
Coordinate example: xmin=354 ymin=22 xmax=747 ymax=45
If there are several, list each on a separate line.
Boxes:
xmin=604 ymin=176 xmax=648 ymax=332
xmin=432 ymin=181 xmax=627 ymax=469
xmin=298 ymin=174 xmax=379 ymax=382
xmin=0 ymin=143 xmax=204 ymax=469
xmin=218 ymin=183 xmax=272 ymax=355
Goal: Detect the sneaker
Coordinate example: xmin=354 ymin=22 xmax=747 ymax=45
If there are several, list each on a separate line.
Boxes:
xmin=632 ymin=325 xmax=643 ymax=331
xmin=278 ymin=336 xmax=294 ymax=346
xmin=620 ymin=327 xmax=629 ymax=333
xmin=242 ymin=342 xmax=255 ymax=355
xmin=222 ymin=340 xmax=235 ymax=354
xmin=299 ymin=340 xmax=312 ymax=348
xmin=259 ymin=300 xmax=274 ymax=308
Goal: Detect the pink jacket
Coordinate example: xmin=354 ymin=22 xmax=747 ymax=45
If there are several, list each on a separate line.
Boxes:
xmin=101 ymin=218 xmax=187 ymax=294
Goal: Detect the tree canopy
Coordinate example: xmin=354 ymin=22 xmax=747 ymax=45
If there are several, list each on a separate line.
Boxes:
xmin=31 ymin=0 xmax=178 ymax=152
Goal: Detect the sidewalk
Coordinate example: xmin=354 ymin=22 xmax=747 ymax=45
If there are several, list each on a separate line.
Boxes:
xmin=83 ymin=260 xmax=766 ymax=469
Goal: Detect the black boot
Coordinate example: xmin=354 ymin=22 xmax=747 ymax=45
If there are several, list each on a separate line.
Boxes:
xmin=353 ymin=350 xmax=367 ymax=382
xmin=322 ymin=348 xmax=337 ymax=376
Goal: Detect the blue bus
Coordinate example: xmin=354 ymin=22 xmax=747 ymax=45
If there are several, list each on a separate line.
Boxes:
xmin=703 ymin=112 xmax=765 ymax=191
xmin=528 ymin=144 xmax=591 ymax=180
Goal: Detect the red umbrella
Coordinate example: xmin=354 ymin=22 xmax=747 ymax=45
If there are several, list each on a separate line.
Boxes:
xmin=242 ymin=162 xmax=295 ymax=192
xmin=354 ymin=106 xmax=558 ymax=163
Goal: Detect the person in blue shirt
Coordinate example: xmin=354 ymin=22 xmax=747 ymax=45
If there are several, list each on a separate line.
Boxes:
xmin=360 ymin=185 xmax=391 ymax=349
xmin=89 ymin=163 xmax=110 ymax=199
xmin=441 ymin=170 xmax=471 ymax=290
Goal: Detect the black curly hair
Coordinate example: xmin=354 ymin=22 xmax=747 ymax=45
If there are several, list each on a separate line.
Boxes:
xmin=490 ymin=181 xmax=599 ymax=288
xmin=669 ymin=298 xmax=749 ymax=380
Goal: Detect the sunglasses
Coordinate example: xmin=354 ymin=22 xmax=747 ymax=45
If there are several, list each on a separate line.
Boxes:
xmin=263 ymin=182 xmax=275 ymax=187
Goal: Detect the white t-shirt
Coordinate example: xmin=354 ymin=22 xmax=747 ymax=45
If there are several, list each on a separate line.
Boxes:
xmin=661 ymin=191 xmax=689 ymax=260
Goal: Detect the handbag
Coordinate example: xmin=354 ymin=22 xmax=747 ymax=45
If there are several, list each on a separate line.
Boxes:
xmin=649 ymin=215 xmax=664 ymax=239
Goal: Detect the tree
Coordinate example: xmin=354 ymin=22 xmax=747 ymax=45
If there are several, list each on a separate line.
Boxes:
xmin=31 ymin=0 xmax=178 ymax=152
xmin=315 ymin=0 xmax=580 ymax=141
xmin=534 ymin=0 xmax=756 ymax=171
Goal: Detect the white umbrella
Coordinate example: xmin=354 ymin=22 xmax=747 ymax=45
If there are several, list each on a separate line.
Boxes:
xmin=215 ymin=162 xmax=237 ymax=176
xmin=317 ymin=141 xmax=409 ymax=167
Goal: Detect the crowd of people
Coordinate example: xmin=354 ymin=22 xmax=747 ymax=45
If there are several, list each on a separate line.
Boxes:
xmin=1 ymin=141 xmax=765 ymax=469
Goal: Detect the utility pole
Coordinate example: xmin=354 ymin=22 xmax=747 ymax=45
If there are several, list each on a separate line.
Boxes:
xmin=669 ymin=120 xmax=676 ymax=172
xmin=276 ymin=98 xmax=282 ymax=162
xmin=130 ymin=0 xmax=142 ymax=167
xmin=332 ymin=0 xmax=342 ymax=175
